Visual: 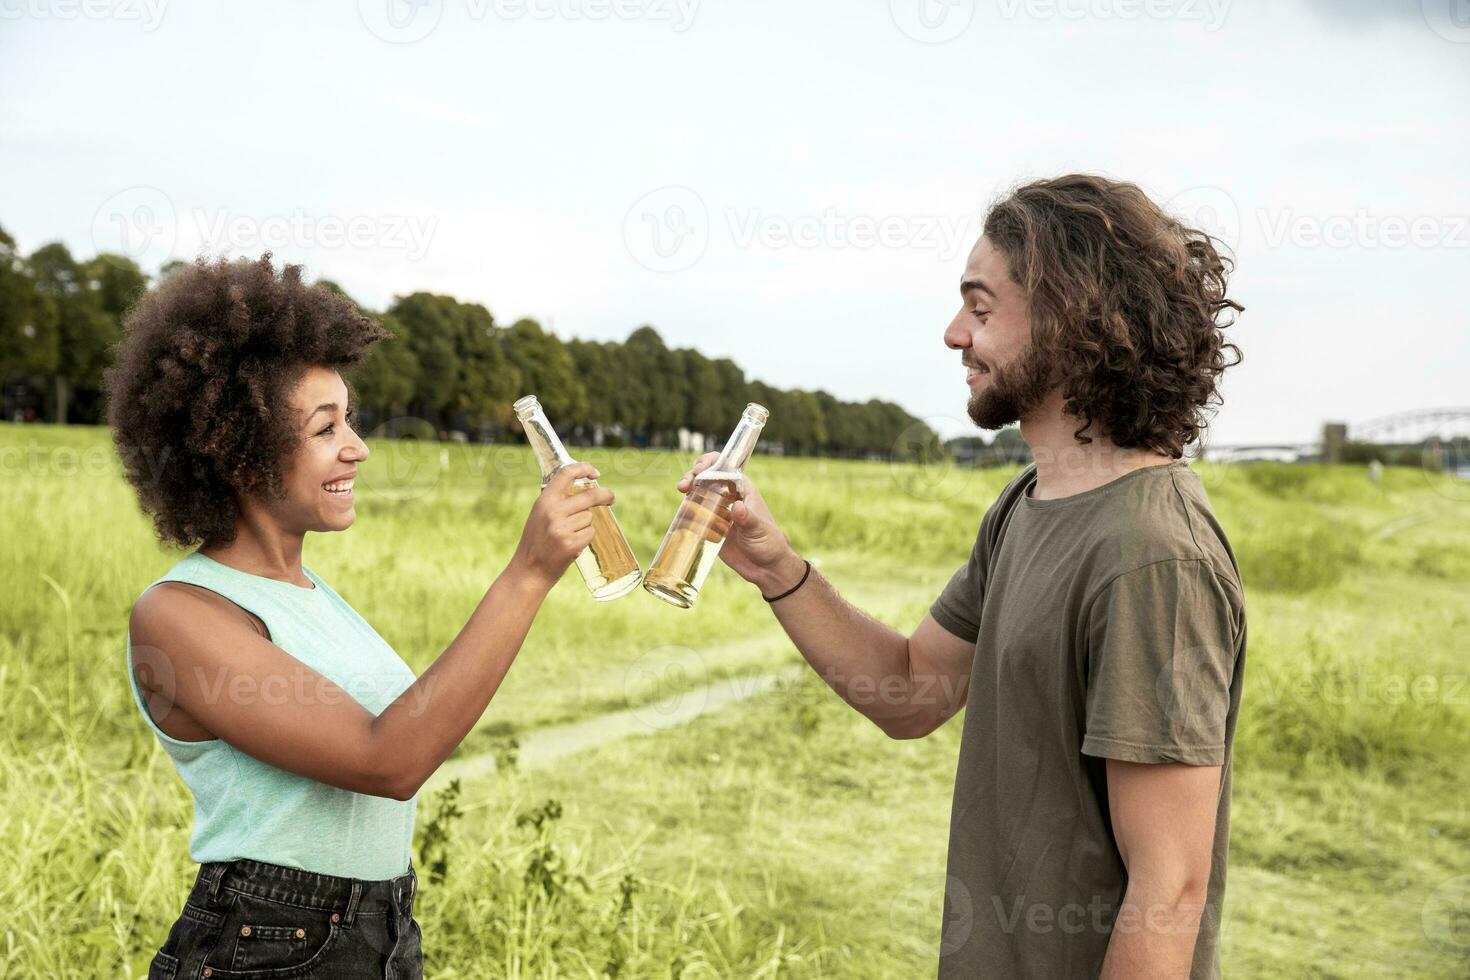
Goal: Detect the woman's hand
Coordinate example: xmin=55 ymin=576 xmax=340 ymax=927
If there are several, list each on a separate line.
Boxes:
xmin=675 ymin=453 xmax=805 ymax=596
xmin=509 ymin=462 xmax=614 ymax=592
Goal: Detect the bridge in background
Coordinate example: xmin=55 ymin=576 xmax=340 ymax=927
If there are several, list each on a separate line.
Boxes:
xmin=1196 ymin=407 xmax=1470 ymax=467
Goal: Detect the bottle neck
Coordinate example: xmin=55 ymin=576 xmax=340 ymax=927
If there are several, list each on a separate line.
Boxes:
xmin=519 ymin=406 xmax=575 ymax=481
xmin=714 ymin=414 xmax=764 ymax=473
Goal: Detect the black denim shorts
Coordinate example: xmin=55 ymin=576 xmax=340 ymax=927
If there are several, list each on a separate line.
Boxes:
xmin=147 ymin=857 xmax=423 ymax=979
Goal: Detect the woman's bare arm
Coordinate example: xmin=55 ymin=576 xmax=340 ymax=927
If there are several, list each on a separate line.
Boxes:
xmin=128 ymin=462 xmax=608 ymax=801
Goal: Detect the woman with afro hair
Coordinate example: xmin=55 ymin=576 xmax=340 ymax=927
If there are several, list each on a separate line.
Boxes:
xmin=107 ymin=254 xmax=608 ymax=979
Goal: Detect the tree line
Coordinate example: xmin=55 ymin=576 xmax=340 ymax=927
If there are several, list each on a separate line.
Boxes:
xmin=0 ymin=228 xmax=939 ymax=458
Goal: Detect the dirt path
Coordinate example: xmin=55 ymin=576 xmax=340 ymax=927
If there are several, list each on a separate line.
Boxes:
xmin=426 ymin=665 xmax=804 ymax=789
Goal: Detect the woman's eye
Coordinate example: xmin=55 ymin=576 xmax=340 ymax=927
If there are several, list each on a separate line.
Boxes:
xmin=318 ymin=424 xmax=334 ymax=436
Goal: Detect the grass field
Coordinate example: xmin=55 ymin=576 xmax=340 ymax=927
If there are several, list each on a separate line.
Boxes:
xmin=1 ymin=422 xmax=1467 ymax=978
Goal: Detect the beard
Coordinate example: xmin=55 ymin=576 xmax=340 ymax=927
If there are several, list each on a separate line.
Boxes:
xmin=966 ymin=342 xmax=1056 ymax=430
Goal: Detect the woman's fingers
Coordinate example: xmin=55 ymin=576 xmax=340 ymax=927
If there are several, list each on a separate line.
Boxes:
xmin=547 ymin=461 xmax=599 ymax=496
xmin=564 ymin=486 xmax=615 ymax=512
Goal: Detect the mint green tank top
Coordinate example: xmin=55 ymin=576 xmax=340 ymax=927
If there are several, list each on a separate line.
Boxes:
xmin=125 ymin=551 xmax=420 ymax=881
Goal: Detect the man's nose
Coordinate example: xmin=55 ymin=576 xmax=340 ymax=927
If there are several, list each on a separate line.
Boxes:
xmin=943 ymin=310 xmax=972 ymax=351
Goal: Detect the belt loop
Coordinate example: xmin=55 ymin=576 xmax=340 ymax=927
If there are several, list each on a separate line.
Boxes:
xmin=343 ymin=879 xmax=363 ymax=927
xmin=202 ymin=861 xmax=229 ymax=899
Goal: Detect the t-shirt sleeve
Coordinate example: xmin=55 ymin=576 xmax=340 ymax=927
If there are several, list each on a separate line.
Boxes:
xmin=929 ymin=522 xmax=988 ymax=643
xmin=1081 ymin=558 xmax=1239 ymax=766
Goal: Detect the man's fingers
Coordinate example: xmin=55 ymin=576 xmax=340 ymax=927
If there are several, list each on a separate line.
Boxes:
xmin=678 ymin=452 xmax=721 ymax=490
xmin=731 ymin=499 xmax=762 ymax=532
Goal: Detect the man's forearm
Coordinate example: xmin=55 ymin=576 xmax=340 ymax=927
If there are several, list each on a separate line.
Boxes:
xmin=754 ymin=551 xmax=935 ymax=737
xmin=1098 ymin=880 xmax=1207 ymax=979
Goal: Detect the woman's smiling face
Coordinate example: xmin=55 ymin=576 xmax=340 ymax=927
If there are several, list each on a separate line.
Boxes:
xmin=277 ymin=365 xmax=370 ymax=533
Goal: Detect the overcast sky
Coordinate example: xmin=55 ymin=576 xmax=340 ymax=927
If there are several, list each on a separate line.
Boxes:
xmin=3 ymin=0 xmax=1466 ymax=446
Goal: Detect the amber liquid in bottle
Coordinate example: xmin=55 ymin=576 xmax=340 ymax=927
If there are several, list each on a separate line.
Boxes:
xmin=644 ymin=403 xmax=768 ymax=608
xmin=560 ymin=476 xmax=641 ymax=599
xmin=515 ymin=395 xmax=641 ymax=601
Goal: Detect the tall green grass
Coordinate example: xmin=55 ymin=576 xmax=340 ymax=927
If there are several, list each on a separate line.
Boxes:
xmin=1 ymin=424 xmax=1466 ymax=976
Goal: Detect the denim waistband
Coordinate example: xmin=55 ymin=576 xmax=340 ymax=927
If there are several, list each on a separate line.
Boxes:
xmin=193 ymin=858 xmax=417 ymax=923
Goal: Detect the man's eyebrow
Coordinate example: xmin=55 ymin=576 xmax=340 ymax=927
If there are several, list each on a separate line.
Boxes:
xmin=960 ymin=278 xmax=996 ymax=300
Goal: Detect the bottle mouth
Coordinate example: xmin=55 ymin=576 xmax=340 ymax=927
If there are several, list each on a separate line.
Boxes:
xmin=513 ymin=395 xmax=540 ymax=419
xmin=744 ymin=402 xmax=769 ymax=425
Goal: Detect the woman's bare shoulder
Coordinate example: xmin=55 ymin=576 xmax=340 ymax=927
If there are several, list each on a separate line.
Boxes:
xmin=132 ymin=581 xmax=270 ymax=648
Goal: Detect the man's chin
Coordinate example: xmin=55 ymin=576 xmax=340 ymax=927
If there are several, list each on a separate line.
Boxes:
xmin=967 ymin=393 xmax=1019 ymax=431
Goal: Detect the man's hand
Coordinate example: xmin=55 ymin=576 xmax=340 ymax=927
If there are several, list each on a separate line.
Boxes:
xmin=674 ymin=454 xmax=973 ymax=739
xmin=676 ymin=452 xmax=805 ymax=596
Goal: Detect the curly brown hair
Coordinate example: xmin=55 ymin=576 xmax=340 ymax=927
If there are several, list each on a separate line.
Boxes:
xmin=983 ymin=174 xmax=1243 ymax=457
xmin=104 ymin=254 xmax=389 ymax=550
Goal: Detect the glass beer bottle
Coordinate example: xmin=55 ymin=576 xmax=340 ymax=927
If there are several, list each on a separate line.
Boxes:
xmin=514 ymin=395 xmax=641 ymax=601
xmin=643 ymin=402 xmax=769 ymax=609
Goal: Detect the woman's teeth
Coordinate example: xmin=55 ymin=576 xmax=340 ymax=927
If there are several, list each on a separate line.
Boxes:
xmin=324 ymin=480 xmax=354 ymax=495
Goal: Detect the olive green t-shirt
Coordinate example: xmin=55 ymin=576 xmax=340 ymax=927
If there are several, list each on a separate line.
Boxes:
xmin=928 ymin=460 xmax=1246 ymax=980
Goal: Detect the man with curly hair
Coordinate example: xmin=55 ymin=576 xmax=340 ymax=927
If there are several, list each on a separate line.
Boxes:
xmin=675 ymin=174 xmax=1246 ymax=979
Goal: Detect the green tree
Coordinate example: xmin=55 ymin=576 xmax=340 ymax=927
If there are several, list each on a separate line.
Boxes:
xmin=604 ymin=341 xmax=650 ymax=439
xmin=29 ymin=242 xmax=122 ymax=423
xmin=991 ymin=425 xmax=1030 ymax=464
xmin=388 ymin=293 xmax=456 ymax=424
xmin=502 ymin=318 xmax=587 ymax=428
xmin=0 ymin=227 xmax=61 ymax=395
xmin=452 ymin=300 xmax=519 ymax=431
xmin=745 ymin=380 xmax=785 ymax=452
xmin=349 ymin=311 xmax=420 ymax=420
xmin=814 ymin=390 xmax=861 ymax=456
xmin=567 ymin=338 xmax=613 ymax=431
xmin=711 ymin=357 xmax=749 ymax=427
xmin=82 ymin=254 xmax=148 ymax=320
xmin=624 ymin=326 xmax=684 ymax=444
xmin=781 ymin=389 xmax=826 ymax=456
xmin=680 ymin=347 xmax=723 ymax=434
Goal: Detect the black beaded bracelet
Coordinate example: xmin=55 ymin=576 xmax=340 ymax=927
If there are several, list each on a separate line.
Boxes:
xmin=762 ymin=559 xmax=812 ymax=603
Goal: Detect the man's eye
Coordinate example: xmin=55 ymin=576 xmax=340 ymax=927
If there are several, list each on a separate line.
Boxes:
xmin=972 ymin=309 xmax=989 ymax=320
